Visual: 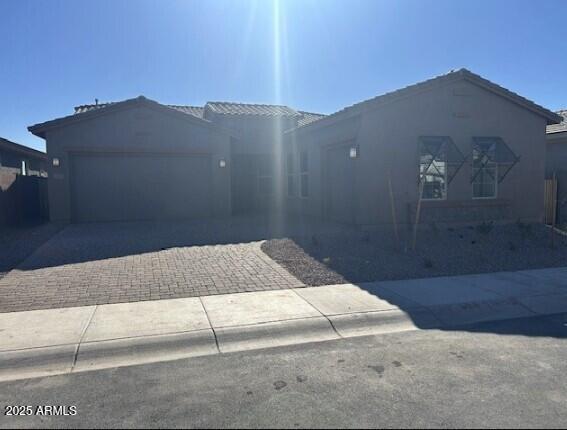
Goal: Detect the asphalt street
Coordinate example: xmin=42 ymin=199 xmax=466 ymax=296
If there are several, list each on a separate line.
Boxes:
xmin=1 ymin=313 xmax=567 ymax=429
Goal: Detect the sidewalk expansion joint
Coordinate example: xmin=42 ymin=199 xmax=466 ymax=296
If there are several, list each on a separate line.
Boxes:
xmin=289 ymin=289 xmax=344 ymax=339
xmin=199 ymin=297 xmax=220 ymax=354
xmin=71 ymin=305 xmax=98 ymax=371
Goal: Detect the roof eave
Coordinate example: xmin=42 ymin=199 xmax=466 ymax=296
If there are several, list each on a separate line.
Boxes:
xmin=459 ymin=70 xmax=563 ymax=125
xmin=29 ymin=96 xmax=233 ymax=140
xmin=0 ymin=138 xmax=47 ymax=159
xmin=287 ymin=69 xmax=562 ymax=135
xmin=547 ymin=130 xmax=567 ymax=140
xmin=285 ymin=110 xmax=360 ymax=136
xmin=28 ymin=97 xmax=144 ymax=139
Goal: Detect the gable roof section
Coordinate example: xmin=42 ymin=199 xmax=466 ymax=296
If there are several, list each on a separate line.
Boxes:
xmin=75 ymin=102 xmax=207 ymax=119
xmin=547 ymin=110 xmax=567 ymax=135
xmin=288 ymin=68 xmax=562 ymax=134
xmin=0 ymin=137 xmax=47 ymax=159
xmin=71 ymin=102 xmax=325 ymax=124
xmin=41 ymin=99 xmax=326 ymax=135
xmin=204 ymin=101 xmax=300 ymax=117
xmin=74 ymin=100 xmax=307 ymax=119
xmin=168 ymin=105 xmax=205 ymax=118
xmin=297 ymin=111 xmax=326 ymax=127
xmin=29 ymin=96 xmax=223 ymax=139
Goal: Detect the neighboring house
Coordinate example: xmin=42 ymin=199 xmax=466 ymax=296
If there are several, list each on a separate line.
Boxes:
xmin=546 ymin=110 xmax=567 ymax=224
xmin=28 ymin=68 xmax=561 ymax=226
xmin=0 ymin=137 xmax=47 ymax=177
xmin=0 ymin=137 xmax=48 ymax=226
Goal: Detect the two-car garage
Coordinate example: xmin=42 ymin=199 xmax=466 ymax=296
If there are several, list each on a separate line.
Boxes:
xmin=69 ymin=152 xmax=212 ymax=222
xmin=28 ymin=97 xmax=233 ymax=223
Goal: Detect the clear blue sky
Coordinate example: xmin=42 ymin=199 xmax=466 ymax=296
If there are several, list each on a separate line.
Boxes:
xmin=1 ymin=0 xmax=566 ymax=152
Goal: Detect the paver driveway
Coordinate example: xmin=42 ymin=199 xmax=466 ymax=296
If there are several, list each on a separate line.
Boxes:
xmin=0 ymin=219 xmax=307 ymax=313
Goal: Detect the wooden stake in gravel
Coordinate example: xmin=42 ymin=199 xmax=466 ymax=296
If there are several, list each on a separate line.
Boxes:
xmin=388 ymin=170 xmax=400 ymax=249
xmin=412 ymin=179 xmax=425 ymax=251
xmin=551 ymin=171 xmax=557 ymax=249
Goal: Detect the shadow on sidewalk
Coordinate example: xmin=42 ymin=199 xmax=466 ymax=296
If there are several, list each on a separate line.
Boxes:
xmin=262 ymin=227 xmax=567 ymax=340
xmin=352 ymin=280 xmax=567 ymax=339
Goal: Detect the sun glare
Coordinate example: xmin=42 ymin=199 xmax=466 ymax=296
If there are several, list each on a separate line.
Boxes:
xmin=271 ymin=0 xmax=286 ymax=230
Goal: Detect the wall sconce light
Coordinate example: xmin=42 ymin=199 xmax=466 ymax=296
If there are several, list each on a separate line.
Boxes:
xmin=219 ymin=159 xmax=226 ymax=168
xmin=52 ymin=158 xmax=60 ymax=167
xmin=349 ymin=146 xmax=359 ymax=159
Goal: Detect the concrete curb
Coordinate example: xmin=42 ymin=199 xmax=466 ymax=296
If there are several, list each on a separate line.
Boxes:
xmin=74 ymin=329 xmax=218 ymax=373
xmin=516 ymin=294 xmax=567 ymax=315
xmin=0 ymin=301 xmax=562 ymax=383
xmin=328 ymin=308 xmax=440 ymax=338
xmin=0 ymin=344 xmax=76 ymax=382
xmin=214 ymin=317 xmax=340 ymax=353
xmin=1 ymin=299 xmax=535 ymax=383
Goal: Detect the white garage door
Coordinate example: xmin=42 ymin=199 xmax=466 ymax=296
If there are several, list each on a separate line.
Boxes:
xmin=71 ymin=153 xmax=212 ymax=222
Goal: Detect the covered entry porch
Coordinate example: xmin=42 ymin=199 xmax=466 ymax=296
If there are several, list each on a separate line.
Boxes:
xmin=231 ymin=151 xmax=283 ymax=215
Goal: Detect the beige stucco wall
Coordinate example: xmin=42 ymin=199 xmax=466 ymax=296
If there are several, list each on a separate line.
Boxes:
xmin=44 ymin=104 xmax=232 ymax=222
xmin=287 ymin=78 xmax=548 ymax=226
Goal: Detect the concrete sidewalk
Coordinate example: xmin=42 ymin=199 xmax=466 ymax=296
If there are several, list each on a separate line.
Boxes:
xmin=1 ymin=266 xmax=566 ymax=381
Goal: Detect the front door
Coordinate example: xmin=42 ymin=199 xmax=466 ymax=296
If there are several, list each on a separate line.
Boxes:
xmin=231 ymin=154 xmax=256 ymax=214
xmin=325 ymin=145 xmax=355 ymax=223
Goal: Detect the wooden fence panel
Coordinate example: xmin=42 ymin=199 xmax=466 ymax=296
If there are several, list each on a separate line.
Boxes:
xmin=544 ymin=177 xmax=558 ymax=225
xmin=0 ymin=172 xmax=48 ymax=227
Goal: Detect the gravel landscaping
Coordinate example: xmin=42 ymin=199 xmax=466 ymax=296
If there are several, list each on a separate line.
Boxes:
xmin=261 ymin=223 xmax=567 ymax=286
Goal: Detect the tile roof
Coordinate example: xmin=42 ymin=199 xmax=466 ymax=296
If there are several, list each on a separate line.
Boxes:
xmin=168 ymin=105 xmax=205 ymax=118
xmin=205 ymin=101 xmax=300 ymax=117
xmin=74 ymin=102 xmax=117 ymax=114
xmin=297 ymin=111 xmax=326 ymax=127
xmin=547 ymin=110 xmax=567 ymax=134
xmin=288 ymin=68 xmax=562 ymax=133
xmin=25 ymin=97 xmax=327 ymax=140
xmin=30 ymin=96 xmax=221 ymax=138
xmin=73 ymin=100 xmax=325 ymax=125
xmin=74 ymin=102 xmax=206 ymax=118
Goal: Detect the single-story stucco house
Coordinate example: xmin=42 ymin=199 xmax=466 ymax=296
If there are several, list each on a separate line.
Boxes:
xmin=546 ymin=109 xmax=567 ymax=225
xmin=28 ymin=68 xmax=562 ymax=226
